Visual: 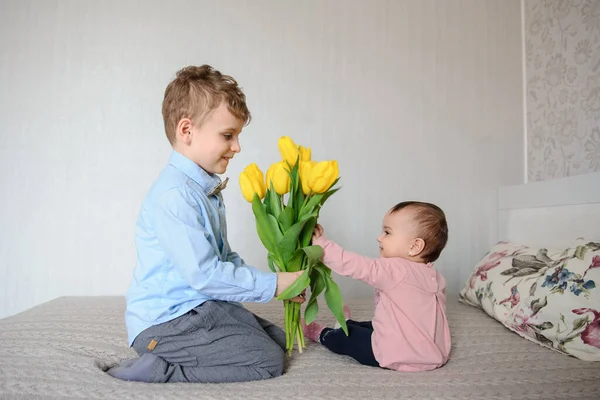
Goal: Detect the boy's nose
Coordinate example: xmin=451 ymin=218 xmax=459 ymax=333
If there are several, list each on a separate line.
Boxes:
xmin=231 ymin=139 xmax=241 ymax=153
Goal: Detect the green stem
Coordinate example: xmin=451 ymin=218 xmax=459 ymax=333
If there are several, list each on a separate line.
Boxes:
xmin=298 ymin=306 xmax=305 ymax=349
xmin=299 ymin=192 xmax=313 ymax=217
xmin=296 ymin=323 xmax=303 ymax=353
xmin=284 ymin=300 xmax=294 ymax=356
xmin=300 ymin=303 xmax=305 ymax=348
xmin=289 ymin=309 xmax=296 ymax=355
xmin=298 ymin=302 xmax=304 ymax=349
xmin=291 ymin=302 xmax=303 ymax=352
xmin=291 ymin=301 xmax=296 ymax=348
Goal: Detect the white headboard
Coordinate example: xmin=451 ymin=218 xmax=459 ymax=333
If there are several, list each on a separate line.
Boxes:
xmin=497 ymin=172 xmax=600 ymax=247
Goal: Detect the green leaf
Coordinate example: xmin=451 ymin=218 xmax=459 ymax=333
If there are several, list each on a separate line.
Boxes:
xmin=287 ymin=160 xmax=304 ymax=219
xmin=299 ymin=193 xmax=325 ymax=218
xmin=279 ymin=206 xmax=295 ymax=232
xmin=299 ymin=181 xmax=341 ymax=221
xmin=573 ymin=316 xmax=588 ymax=331
xmin=563 ymin=335 xmax=576 ymax=344
xmin=252 ymin=194 xmax=283 ymax=255
xmin=317 ymin=184 xmax=340 ymax=208
xmin=305 ymin=268 xmax=326 ymax=324
xmin=325 ymin=177 xmax=341 ymax=193
xmin=529 ymin=282 xmax=537 ymax=297
xmin=299 ymin=217 xmax=317 ymax=248
xmin=279 ymin=219 xmax=309 ymax=263
xmin=323 ymin=274 xmax=348 ymax=335
xmin=287 ymin=160 xmax=301 ymax=212
xmin=304 ymin=299 xmax=319 ymax=325
xmin=535 ymin=321 xmax=554 ymax=330
xmin=302 ymin=178 xmax=341 ymax=215
xmin=534 ymin=332 xmax=554 ymax=347
xmin=500 ymin=268 xmax=519 ymax=276
xmin=314 ymin=261 xmax=332 ymax=277
xmin=267 ymin=254 xmax=277 ymax=273
xmin=299 ymin=210 xmax=319 ymax=223
xmin=574 ymin=245 xmax=588 ymax=260
xmin=302 ymin=245 xmax=324 ymax=263
xmin=585 ymin=242 xmax=600 ymax=251
xmin=266 ymin=182 xmax=282 ymax=220
xmin=263 ymin=189 xmax=271 ymax=215
xmin=530 ymin=296 xmax=547 ymax=315
xmin=550 ymin=287 xmax=565 ymax=295
xmin=558 ymin=342 xmax=568 ymax=354
xmin=286 ymin=249 xmax=305 ymax=272
xmin=294 ymin=187 xmax=305 ymax=220
xmin=276 ymin=268 xmax=310 ymax=300
xmin=294 ymin=180 xmax=306 ymax=219
xmin=301 ymin=246 xmax=323 ymax=276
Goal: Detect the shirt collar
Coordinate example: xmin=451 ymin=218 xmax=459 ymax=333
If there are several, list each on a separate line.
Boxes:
xmin=168 ymin=150 xmax=223 ymax=196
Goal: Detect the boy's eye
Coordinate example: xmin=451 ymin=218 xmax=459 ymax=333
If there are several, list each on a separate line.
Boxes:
xmin=223 ymin=134 xmax=233 ymax=140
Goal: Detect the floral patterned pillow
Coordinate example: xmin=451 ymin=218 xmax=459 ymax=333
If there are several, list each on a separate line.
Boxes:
xmin=460 ymin=238 xmax=600 ymax=361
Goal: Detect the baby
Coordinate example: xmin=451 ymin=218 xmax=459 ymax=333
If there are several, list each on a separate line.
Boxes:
xmin=304 ymin=201 xmax=451 ymax=371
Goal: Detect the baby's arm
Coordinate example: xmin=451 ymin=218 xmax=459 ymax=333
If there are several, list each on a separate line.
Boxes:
xmin=312 ymin=225 xmax=406 ymax=291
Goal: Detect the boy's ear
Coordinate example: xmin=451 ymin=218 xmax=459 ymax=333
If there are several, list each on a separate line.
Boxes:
xmin=176 ymin=118 xmax=193 ymax=145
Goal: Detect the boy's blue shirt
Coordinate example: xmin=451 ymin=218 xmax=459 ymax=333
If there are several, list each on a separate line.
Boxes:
xmin=125 ymin=150 xmax=276 ymax=345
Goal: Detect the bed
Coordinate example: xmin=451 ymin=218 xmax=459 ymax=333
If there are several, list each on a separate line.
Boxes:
xmin=1 ymin=173 xmax=599 ymax=399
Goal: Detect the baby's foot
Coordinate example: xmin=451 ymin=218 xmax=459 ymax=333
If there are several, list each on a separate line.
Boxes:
xmin=334 ymin=305 xmax=352 ymax=329
xmin=302 ymin=319 xmax=326 ymax=342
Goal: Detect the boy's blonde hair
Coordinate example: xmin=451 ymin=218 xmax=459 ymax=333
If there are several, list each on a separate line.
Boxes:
xmin=162 ymin=65 xmax=251 ymax=145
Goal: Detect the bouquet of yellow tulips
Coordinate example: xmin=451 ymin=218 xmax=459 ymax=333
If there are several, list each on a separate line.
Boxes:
xmin=239 ymin=136 xmax=348 ymax=355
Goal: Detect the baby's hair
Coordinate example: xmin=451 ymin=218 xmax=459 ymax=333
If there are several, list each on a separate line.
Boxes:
xmin=390 ymin=201 xmax=448 ymax=263
xmin=162 ymin=65 xmax=251 ymax=145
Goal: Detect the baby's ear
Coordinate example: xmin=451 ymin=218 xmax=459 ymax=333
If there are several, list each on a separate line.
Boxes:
xmin=410 ymin=238 xmax=426 ymax=256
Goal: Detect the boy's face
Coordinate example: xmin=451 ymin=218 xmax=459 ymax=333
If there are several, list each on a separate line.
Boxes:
xmin=377 ymin=209 xmax=417 ymax=258
xmin=178 ymin=102 xmax=244 ymax=175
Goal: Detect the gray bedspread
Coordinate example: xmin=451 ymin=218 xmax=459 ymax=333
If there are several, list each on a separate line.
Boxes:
xmin=1 ymin=296 xmax=599 ymax=399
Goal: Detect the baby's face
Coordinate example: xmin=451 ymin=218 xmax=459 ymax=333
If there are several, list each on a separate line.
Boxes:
xmin=377 ymin=209 xmax=416 ymax=258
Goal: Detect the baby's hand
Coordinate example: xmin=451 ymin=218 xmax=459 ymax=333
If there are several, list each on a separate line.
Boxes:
xmin=312 ymin=224 xmax=324 ymax=241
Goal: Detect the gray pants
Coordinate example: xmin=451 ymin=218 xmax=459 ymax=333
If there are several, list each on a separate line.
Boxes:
xmin=130 ymin=301 xmax=286 ymax=383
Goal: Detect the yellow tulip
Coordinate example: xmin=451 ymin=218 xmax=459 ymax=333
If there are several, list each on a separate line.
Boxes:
xmin=308 ymin=160 xmax=339 ymax=193
xmin=239 ymin=163 xmax=266 ymax=202
xmin=266 ymin=161 xmax=290 ymax=195
xmin=299 ymin=146 xmax=311 ymax=162
xmin=299 ymin=161 xmax=316 ymax=195
xmin=278 ymin=136 xmax=300 ymax=167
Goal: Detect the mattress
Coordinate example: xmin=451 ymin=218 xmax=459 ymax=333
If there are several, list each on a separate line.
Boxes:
xmin=1 ymin=296 xmax=599 ymax=399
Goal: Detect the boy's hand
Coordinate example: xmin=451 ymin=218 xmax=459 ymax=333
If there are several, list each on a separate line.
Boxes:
xmin=275 ymin=271 xmax=306 ymax=303
xmin=312 ymin=224 xmax=324 ymax=241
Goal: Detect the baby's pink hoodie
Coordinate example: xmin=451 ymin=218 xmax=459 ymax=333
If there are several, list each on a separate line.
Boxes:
xmin=314 ymin=236 xmax=451 ymax=372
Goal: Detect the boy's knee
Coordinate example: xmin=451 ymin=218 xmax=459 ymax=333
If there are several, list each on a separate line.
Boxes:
xmin=258 ymin=339 xmax=285 ymax=377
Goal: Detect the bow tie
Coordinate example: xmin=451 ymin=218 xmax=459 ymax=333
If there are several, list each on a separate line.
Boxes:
xmin=207 ymin=177 xmax=229 ymax=197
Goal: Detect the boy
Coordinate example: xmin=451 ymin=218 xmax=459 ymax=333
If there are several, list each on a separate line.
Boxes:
xmin=108 ymin=65 xmax=304 ymax=383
